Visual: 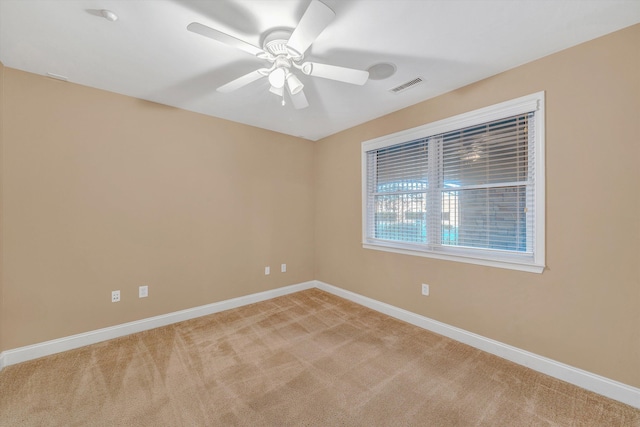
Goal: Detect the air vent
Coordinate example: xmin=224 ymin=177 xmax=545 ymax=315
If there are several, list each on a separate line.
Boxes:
xmin=389 ymin=77 xmax=424 ymax=93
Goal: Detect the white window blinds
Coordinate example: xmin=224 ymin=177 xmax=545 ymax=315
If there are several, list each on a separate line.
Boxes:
xmin=362 ymin=93 xmax=545 ymax=273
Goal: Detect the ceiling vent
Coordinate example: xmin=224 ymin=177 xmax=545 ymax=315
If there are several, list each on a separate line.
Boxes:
xmin=389 ymin=77 xmax=424 ymax=94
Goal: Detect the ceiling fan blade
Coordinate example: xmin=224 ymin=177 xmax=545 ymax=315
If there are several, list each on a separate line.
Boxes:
xmin=187 ymin=22 xmax=264 ymax=57
xmin=302 ymin=62 xmax=369 ymax=85
xmin=217 ymin=69 xmax=267 ymax=93
xmin=286 ymin=0 xmax=335 ymax=56
xmin=291 ymin=89 xmax=309 ymax=110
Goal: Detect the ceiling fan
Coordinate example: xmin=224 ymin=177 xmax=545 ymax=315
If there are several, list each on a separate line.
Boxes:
xmin=187 ymin=0 xmax=369 ymax=109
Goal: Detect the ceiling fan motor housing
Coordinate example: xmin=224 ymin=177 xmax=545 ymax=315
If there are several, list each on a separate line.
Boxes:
xmin=263 ymin=29 xmax=302 ymax=58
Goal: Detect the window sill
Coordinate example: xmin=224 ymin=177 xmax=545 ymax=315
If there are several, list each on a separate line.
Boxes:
xmin=362 ymin=242 xmax=545 ymax=274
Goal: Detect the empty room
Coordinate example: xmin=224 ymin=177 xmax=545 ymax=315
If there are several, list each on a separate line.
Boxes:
xmin=0 ymin=0 xmax=639 ymax=425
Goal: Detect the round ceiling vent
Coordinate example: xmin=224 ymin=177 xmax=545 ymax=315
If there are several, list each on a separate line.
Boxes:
xmin=367 ymin=62 xmax=397 ymax=80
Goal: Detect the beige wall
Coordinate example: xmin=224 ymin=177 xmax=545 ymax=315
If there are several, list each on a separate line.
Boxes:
xmin=1 ymin=68 xmax=315 ymax=350
xmin=314 ymin=24 xmax=640 ymax=388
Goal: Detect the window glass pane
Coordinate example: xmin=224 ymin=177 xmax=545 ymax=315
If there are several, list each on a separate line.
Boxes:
xmin=449 ymin=186 xmax=528 ymax=252
xmin=441 ymin=190 xmax=459 ymax=245
xmin=374 ymin=193 xmax=426 ymax=243
xmin=442 ymin=116 xmax=529 ymax=187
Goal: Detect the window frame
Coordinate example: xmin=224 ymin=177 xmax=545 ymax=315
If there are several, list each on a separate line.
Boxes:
xmin=361 ymin=92 xmax=545 ymax=273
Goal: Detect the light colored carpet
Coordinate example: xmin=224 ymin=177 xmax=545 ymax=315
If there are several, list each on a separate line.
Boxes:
xmin=0 ymin=288 xmax=638 ymax=426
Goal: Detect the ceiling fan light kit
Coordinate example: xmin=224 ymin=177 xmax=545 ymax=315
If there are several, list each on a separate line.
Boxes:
xmin=269 ymin=85 xmax=284 ymax=96
xmin=286 ymin=73 xmax=304 ymax=95
xmin=187 ymin=0 xmax=370 ymax=109
xmin=268 ymin=67 xmax=287 ymax=89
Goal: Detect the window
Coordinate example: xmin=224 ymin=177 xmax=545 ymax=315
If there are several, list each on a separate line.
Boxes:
xmin=362 ymin=92 xmax=545 ymax=273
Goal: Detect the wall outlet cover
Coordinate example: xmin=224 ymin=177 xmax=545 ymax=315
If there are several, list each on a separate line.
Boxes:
xmin=139 ymin=285 xmax=148 ymax=298
xmin=421 ymin=284 xmax=429 ymax=296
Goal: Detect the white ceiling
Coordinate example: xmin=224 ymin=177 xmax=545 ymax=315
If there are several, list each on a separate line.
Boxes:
xmin=1 ymin=0 xmax=639 ymax=141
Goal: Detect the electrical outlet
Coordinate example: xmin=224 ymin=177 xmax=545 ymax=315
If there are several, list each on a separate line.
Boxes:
xmin=281 ymin=263 xmax=286 ymax=273
xmin=111 ymin=290 xmax=120 ymax=303
xmin=421 ymin=284 xmax=429 ymax=296
xmin=265 ymin=266 xmax=270 ymax=275
xmin=139 ymin=285 xmax=148 ymax=298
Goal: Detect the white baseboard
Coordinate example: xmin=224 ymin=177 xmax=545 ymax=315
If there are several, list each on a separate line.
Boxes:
xmin=1 ymin=279 xmax=638 ymax=409
xmin=313 ymin=280 xmax=640 ymax=409
xmin=0 ymin=281 xmax=315 ymax=370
